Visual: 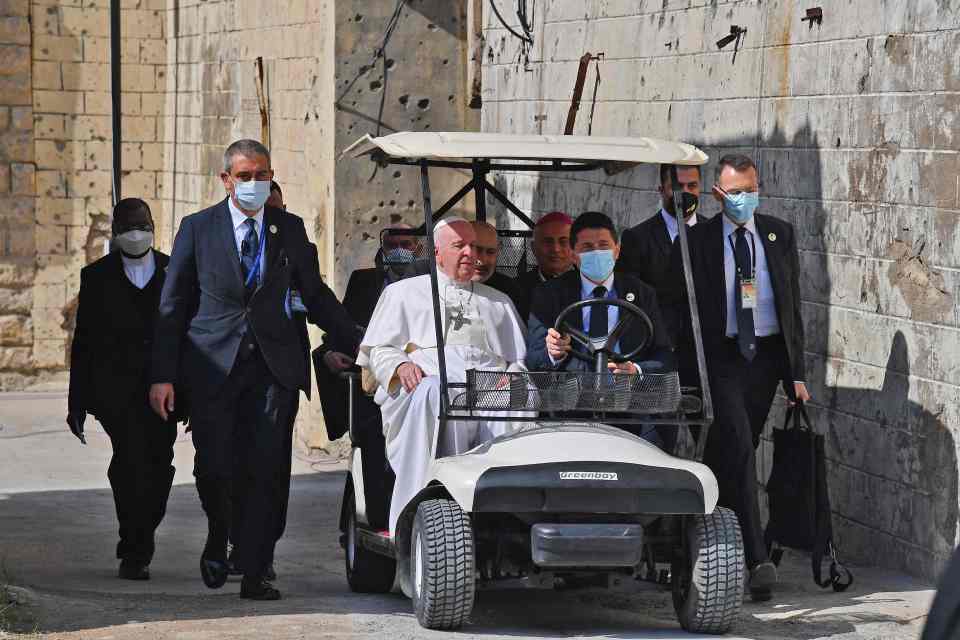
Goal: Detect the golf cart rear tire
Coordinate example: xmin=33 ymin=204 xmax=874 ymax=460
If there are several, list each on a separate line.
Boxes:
xmin=672 ymin=507 xmax=745 ymax=634
xmin=344 ymin=486 xmax=396 ymax=593
xmin=411 ymin=498 xmax=475 ymax=630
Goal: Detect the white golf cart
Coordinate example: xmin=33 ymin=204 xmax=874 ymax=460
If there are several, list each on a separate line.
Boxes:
xmin=335 ymin=132 xmax=744 ymax=634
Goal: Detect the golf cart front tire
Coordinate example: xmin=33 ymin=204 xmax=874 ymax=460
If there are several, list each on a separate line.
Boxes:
xmin=411 ymin=498 xmax=476 ymax=630
xmin=672 ymin=506 xmax=745 ymax=634
xmin=344 ymin=485 xmax=396 ymax=593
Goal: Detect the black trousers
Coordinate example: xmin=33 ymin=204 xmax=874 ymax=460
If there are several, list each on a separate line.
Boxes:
xmin=229 ymin=400 xmax=298 ymax=562
xmin=190 ymin=348 xmax=297 ymax=579
xmin=704 ymin=335 xmax=790 ymax=568
xmin=99 ymin=402 xmax=177 ymax=565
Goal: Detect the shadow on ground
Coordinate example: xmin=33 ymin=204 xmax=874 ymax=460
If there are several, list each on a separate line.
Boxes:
xmin=0 ymin=466 xmax=933 ymax=639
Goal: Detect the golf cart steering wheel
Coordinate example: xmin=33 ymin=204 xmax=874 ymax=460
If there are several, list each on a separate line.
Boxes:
xmin=554 ymin=298 xmax=654 ymax=371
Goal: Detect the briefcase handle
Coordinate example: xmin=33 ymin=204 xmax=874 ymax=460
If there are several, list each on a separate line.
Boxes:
xmin=784 ymin=400 xmax=813 ymax=432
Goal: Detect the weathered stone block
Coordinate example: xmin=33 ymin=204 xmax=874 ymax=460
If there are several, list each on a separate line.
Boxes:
xmin=10 ymin=162 xmax=34 ymax=195
xmin=0 ymin=15 xmax=29 ymax=44
xmin=0 ymin=43 xmax=29 ymax=75
xmin=0 ymin=1 xmax=30 ymax=18
xmin=0 ymin=287 xmax=30 ymax=314
xmin=0 ymin=129 xmax=32 ymax=162
xmin=33 ymin=35 xmax=82 ymax=62
xmin=34 ymin=113 xmax=64 ymax=139
xmin=121 ymin=115 xmax=156 ymax=142
xmin=123 ymin=9 xmax=164 ymax=40
xmin=0 ymin=163 xmax=8 ymax=193
xmin=70 ymin=114 xmax=110 ymax=141
xmin=0 ymin=314 xmax=31 ymax=345
xmin=0 ymin=345 xmax=32 ymax=369
xmin=65 ymin=169 xmax=111 ymax=198
xmin=35 ymin=223 xmax=67 ymax=254
xmin=35 ymin=139 xmax=76 ymax=170
xmin=61 ymin=61 xmax=109 ymax=92
xmin=34 ymin=89 xmax=83 ymax=114
xmin=36 ymin=169 xmax=65 ymax=198
xmin=10 ymin=106 xmax=30 ymax=130
xmin=0 ymin=258 xmax=34 ymax=286
xmin=59 ymin=7 xmax=109 ymax=38
xmin=32 ymin=339 xmax=65 ymax=368
xmin=0 ymin=73 xmax=30 ymax=105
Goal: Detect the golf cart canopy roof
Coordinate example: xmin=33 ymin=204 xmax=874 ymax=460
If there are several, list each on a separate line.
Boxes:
xmin=343 ymin=131 xmax=708 ymax=167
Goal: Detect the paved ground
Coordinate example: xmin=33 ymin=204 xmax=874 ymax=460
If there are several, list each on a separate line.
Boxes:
xmin=0 ymin=392 xmax=935 ymax=639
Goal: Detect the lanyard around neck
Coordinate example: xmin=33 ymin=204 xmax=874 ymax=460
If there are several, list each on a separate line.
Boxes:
xmin=244 ymin=224 xmax=266 ymax=288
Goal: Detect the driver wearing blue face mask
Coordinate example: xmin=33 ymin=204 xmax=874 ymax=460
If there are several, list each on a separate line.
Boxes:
xmin=526 ymin=211 xmax=675 ymax=376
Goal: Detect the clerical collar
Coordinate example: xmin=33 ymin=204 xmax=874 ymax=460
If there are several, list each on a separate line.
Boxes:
xmin=437 ymin=269 xmax=473 ymax=290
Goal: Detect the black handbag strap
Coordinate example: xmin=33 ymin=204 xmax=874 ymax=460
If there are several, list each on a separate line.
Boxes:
xmin=813 ymin=541 xmax=854 ymax=592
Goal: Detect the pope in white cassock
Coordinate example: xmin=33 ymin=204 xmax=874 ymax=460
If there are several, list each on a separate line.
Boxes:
xmin=357 ymin=217 xmax=527 ymax=534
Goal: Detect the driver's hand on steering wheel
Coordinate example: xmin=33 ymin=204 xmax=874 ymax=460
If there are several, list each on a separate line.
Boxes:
xmin=545 ymin=328 xmax=572 ymax=362
xmin=396 ymin=361 xmax=425 ymax=393
xmin=607 ymin=361 xmax=638 ymax=375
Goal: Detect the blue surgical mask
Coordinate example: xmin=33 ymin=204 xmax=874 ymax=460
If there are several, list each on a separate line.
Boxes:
xmin=385 ymin=247 xmax=415 ymax=265
xmin=578 ymin=249 xmax=616 ymax=283
xmin=722 ymin=191 xmax=759 ymax=225
xmin=233 ymin=179 xmax=271 ymax=211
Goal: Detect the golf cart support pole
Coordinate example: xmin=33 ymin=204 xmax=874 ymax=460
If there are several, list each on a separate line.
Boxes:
xmin=472 ymin=160 xmax=488 ymax=223
xmin=670 ymin=166 xmax=714 ymax=460
xmin=421 ymin=161 xmax=451 ymax=432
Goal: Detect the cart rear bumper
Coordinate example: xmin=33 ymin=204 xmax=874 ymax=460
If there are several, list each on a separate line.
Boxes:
xmin=531 ymin=523 xmax=644 ymax=568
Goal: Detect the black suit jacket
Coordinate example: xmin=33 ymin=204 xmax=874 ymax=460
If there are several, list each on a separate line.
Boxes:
xmin=69 ymin=250 xmax=171 ymax=421
xmin=151 ymin=199 xmax=358 ymax=399
xmin=526 ymin=269 xmax=674 ymax=372
xmin=664 ymin=213 xmax=805 ymax=381
xmin=513 ymin=267 xmax=570 ymax=324
xmin=313 ymin=267 xmax=384 ymax=442
xmin=618 ymin=211 xmax=708 ymax=297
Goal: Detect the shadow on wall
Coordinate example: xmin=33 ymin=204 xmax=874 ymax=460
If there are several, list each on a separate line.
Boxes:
xmin=486 ymin=121 xmax=958 ymax=581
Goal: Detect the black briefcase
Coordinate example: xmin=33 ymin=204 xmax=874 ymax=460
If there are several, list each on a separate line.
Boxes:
xmin=765 ymin=402 xmax=854 ymax=592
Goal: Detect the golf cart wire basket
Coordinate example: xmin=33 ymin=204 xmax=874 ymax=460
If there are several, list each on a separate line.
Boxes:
xmin=451 ymin=369 xmax=683 ymax=414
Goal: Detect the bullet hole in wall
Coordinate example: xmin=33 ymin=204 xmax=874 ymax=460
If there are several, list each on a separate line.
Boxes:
xmin=398 ymin=94 xmax=410 ymax=108
xmin=386 ymin=58 xmax=396 ymax=69
xmin=354 ymin=13 xmax=364 ymax=22
xmin=427 ymin=23 xmax=439 ymax=31
xmin=417 ymin=98 xmax=431 ymax=110
xmin=391 ymin=214 xmax=403 ymax=223
xmin=393 ymin=171 xmax=402 ymax=179
xmin=390 ymin=200 xmax=396 ymax=206
xmin=370 ymin=79 xmax=382 ymax=91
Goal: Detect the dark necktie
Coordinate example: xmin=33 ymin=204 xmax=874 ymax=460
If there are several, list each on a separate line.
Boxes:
xmin=734 ymin=227 xmax=756 ymax=361
xmin=241 ymin=218 xmax=260 ymax=298
xmin=588 ymin=285 xmax=608 ymax=339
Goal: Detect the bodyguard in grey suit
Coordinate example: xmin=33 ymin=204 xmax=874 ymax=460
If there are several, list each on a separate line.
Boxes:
xmin=149 ymin=140 xmax=359 ymax=600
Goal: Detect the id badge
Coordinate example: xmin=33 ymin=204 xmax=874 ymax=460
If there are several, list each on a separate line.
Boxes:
xmin=741 ymin=278 xmax=757 ymax=310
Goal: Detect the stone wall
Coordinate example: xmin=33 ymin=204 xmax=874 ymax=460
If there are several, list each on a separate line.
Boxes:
xmin=29 ymin=0 xmax=167 ymax=386
xmin=481 ymin=0 xmax=960 ymax=581
xmin=157 ymin=0 xmax=337 ymax=447
xmin=333 ymin=0 xmax=477 ymax=288
xmin=0 ymin=0 xmax=35 ymax=388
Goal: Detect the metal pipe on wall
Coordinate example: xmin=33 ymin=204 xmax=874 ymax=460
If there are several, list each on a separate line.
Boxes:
xmin=110 ymin=0 xmax=121 ymax=205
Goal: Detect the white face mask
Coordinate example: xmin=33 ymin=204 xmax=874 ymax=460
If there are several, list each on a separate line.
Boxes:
xmin=113 ymin=229 xmax=154 ymax=257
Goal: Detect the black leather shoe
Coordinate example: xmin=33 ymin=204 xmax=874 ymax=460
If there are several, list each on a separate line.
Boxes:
xmin=200 ymin=552 xmax=229 ymax=589
xmin=749 ymin=562 xmax=777 ymax=602
xmin=118 ymin=561 xmax=150 ymax=581
xmin=265 ymin=563 xmax=277 ymax=582
xmin=240 ymin=577 xmax=281 ymax=601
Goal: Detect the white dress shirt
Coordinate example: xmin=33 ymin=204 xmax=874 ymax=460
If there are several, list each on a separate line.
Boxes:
xmin=228 ymin=197 xmax=266 ymax=278
xmin=660 ymin=208 xmax=697 ymax=243
xmin=121 ymin=248 xmax=156 ymax=290
xmin=722 ymin=216 xmax=780 ymax=337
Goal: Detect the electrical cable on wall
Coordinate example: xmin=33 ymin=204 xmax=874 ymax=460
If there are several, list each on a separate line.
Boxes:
xmin=489 ymin=0 xmax=535 ymax=68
